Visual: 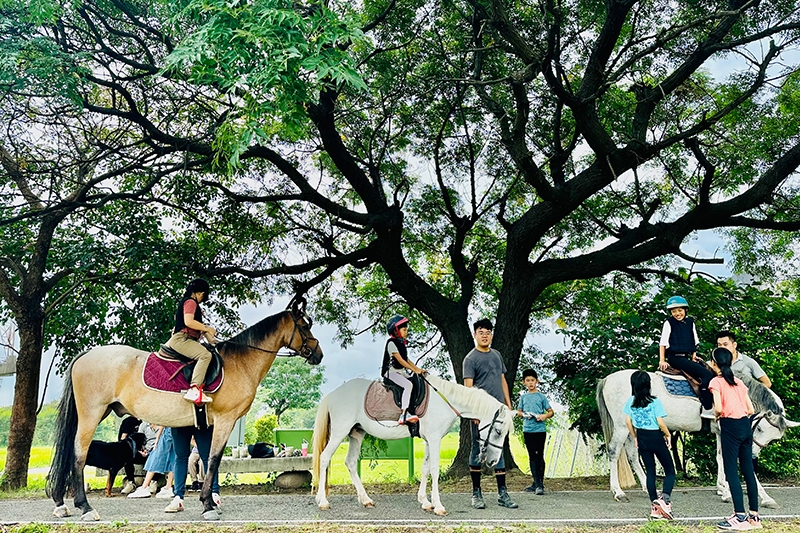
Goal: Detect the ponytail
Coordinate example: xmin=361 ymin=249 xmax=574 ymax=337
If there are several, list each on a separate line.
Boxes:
xmin=630 ymin=370 xmax=655 ymax=408
xmin=712 ymin=347 xmax=736 ymax=386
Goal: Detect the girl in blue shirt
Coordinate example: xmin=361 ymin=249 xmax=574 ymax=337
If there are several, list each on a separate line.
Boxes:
xmin=624 ymin=370 xmax=675 ymax=521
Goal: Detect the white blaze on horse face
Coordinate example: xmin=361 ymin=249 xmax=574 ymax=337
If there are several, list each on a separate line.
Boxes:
xmin=482 ymin=410 xmax=506 ymax=467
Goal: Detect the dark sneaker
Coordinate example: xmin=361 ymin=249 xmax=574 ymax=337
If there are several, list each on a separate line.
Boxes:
xmin=497 ymin=488 xmax=518 ymax=508
xmin=717 ymin=513 xmax=753 ymax=530
xmin=471 ymin=489 xmax=486 ymax=509
xmin=535 ymin=486 xmax=544 ymax=495
xmin=523 ymin=484 xmax=536 ymax=492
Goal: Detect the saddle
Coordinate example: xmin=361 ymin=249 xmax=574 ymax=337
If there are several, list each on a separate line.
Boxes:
xmin=657 ymin=362 xmax=710 ymax=398
xmin=159 ymin=344 xmax=224 ymax=388
xmin=364 ymin=374 xmax=430 ymax=422
xmin=141 ymin=346 xmax=224 ymax=395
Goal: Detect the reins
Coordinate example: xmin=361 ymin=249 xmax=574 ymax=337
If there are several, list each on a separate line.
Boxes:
xmin=217 ymin=310 xmax=317 ymax=359
xmin=421 ymin=375 xmax=462 ymax=417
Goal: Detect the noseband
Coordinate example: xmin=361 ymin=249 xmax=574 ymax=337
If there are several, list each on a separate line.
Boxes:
xmin=477 ymin=408 xmax=504 ymax=461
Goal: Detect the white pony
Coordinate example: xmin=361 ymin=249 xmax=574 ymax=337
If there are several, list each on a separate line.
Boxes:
xmin=312 ymin=374 xmax=514 ymax=516
xmin=597 ymin=369 xmax=798 ymax=506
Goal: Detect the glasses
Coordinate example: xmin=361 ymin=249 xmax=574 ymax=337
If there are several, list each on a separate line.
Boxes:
xmin=476 ymin=331 xmax=493 ymax=337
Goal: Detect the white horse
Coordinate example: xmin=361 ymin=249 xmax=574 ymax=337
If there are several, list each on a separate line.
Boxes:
xmin=597 ymin=369 xmax=798 ymax=507
xmin=312 ymin=374 xmax=514 ymax=516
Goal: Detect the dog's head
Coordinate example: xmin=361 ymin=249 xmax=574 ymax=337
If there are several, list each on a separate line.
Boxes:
xmin=130 ymin=432 xmax=147 ymax=451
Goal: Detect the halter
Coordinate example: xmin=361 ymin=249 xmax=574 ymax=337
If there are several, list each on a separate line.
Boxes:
xmin=476 ymin=408 xmax=505 ymax=461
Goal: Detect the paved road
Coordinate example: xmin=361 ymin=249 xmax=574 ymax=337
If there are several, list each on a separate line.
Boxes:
xmin=2 ymin=486 xmax=800 ymax=526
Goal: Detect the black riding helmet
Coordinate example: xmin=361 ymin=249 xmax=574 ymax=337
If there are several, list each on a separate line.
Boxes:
xmin=386 ymin=315 xmax=409 ymax=337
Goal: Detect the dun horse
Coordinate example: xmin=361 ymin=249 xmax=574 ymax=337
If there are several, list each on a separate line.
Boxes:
xmin=46 ymin=302 xmax=322 ymax=521
xmin=312 ymin=374 xmax=514 ymax=516
xmin=597 ymin=369 xmax=797 ymax=506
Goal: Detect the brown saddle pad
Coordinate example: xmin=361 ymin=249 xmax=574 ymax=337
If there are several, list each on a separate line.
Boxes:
xmin=364 ymin=380 xmax=430 ymax=422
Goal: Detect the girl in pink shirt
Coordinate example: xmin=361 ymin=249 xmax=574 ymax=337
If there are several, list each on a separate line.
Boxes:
xmin=709 ymin=347 xmax=760 ymax=530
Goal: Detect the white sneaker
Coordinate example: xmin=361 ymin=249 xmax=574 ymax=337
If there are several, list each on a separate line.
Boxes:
xmin=164 ymin=496 xmax=183 ymax=513
xmin=155 ymin=486 xmax=174 ymax=499
xmin=184 ymin=386 xmax=212 ymax=403
xmin=212 ymin=492 xmax=222 ymax=512
xmin=127 ymin=486 xmax=152 ymax=499
xmin=120 ymin=480 xmax=136 ymax=495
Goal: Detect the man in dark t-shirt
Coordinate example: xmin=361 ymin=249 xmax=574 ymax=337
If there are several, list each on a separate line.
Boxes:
xmin=463 ymin=318 xmax=518 ymax=510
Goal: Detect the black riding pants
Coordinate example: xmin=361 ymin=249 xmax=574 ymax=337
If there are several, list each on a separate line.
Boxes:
xmin=636 ymin=428 xmax=675 ymax=502
xmin=719 ymin=416 xmax=758 ymax=514
xmin=667 ymin=353 xmax=714 ymax=409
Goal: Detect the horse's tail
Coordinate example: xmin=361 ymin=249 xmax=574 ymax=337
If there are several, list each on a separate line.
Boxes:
xmin=596 ymin=375 xmax=636 ymax=488
xmin=312 ymin=394 xmax=331 ymax=494
xmin=45 ymin=353 xmax=84 ymax=500
xmin=596 ymin=377 xmax=614 ymax=443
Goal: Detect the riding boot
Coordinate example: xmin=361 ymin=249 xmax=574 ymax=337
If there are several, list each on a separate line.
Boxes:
xmin=471 ymin=488 xmax=486 ymax=509
xmin=497 ymin=486 xmax=518 ymax=508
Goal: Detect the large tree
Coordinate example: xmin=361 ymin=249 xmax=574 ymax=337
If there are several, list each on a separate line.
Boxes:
xmin=6 ymin=0 xmax=800 ymax=474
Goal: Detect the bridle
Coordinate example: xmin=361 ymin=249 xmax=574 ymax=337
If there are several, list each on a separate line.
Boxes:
xmin=287 ymin=310 xmax=318 ymax=360
xmin=218 ymin=310 xmax=318 ymax=359
xmin=476 ymin=408 xmax=505 ymax=461
xmin=750 ymin=411 xmax=783 ymax=450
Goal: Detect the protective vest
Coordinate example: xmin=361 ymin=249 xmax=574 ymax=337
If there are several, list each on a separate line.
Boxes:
xmin=381 ymin=338 xmax=408 ymax=376
xmin=666 ymin=316 xmax=696 ymax=355
xmin=174 ymin=296 xmax=203 ymax=338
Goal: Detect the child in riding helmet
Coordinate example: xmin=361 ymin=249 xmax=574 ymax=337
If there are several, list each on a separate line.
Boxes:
xmin=657 ymin=295 xmax=714 ymax=416
xmin=709 ymin=347 xmax=761 ymax=530
xmin=165 ymin=278 xmax=218 ymax=404
xmin=381 ymin=315 xmax=426 ymax=425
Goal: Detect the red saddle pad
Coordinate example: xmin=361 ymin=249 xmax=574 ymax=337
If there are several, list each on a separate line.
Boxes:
xmin=142 ymin=352 xmax=223 ymax=394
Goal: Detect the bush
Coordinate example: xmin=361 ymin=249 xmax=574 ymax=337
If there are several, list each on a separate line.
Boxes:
xmin=248 ymin=414 xmax=277 ymax=444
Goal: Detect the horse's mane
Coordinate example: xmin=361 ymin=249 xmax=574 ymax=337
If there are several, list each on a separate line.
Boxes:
xmin=425 ymin=374 xmax=502 ymax=418
xmin=744 ymin=376 xmax=784 ymax=415
xmin=218 ymin=310 xmax=288 ymax=357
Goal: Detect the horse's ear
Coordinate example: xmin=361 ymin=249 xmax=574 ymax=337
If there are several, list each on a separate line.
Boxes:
xmin=289 ymin=295 xmax=307 ymax=315
xmin=785 ymin=418 xmax=800 ymax=428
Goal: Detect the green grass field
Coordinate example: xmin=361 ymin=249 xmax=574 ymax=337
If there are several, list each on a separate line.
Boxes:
xmin=0 ymin=433 xmax=531 ymax=493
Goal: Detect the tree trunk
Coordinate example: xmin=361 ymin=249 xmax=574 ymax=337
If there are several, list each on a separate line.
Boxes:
xmin=1 ymin=311 xmax=44 ymax=490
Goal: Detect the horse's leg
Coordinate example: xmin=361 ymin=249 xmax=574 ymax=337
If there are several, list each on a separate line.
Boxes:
xmin=200 ymin=418 xmax=236 ymax=520
xmin=344 ymin=428 xmax=374 ymax=508
xmin=623 ymin=436 xmax=647 ymax=492
xmin=608 ymin=428 xmax=629 ymax=502
xmin=756 ymin=472 xmax=778 ymax=509
xmin=315 ymin=421 xmax=352 ymax=510
xmin=72 ymin=406 xmax=108 ymax=521
xmin=417 ymin=442 xmax=432 ymax=511
xmin=716 ymin=436 xmax=731 ymax=503
xmin=425 ymin=436 xmax=446 ymax=516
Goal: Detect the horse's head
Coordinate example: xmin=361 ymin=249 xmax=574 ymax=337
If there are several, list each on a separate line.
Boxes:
xmin=476 ymin=406 xmax=514 ymax=467
xmin=286 ymin=298 xmax=323 ymax=365
xmin=751 ymin=410 xmax=800 ymax=457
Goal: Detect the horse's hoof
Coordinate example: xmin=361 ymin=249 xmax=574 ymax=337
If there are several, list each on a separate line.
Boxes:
xmin=81 ymin=509 xmax=100 ymax=521
xmin=203 ymin=510 xmax=221 ymax=520
xmin=721 ymin=495 xmax=732 ymax=503
xmin=434 ymin=508 xmax=447 ymax=516
xmin=319 ymin=503 xmax=331 ymax=510
xmin=421 ymin=503 xmax=434 ymax=511
xmin=762 ymin=498 xmax=779 ymax=509
xmin=53 ymin=504 xmax=71 ymax=518
xmin=364 ymin=501 xmax=375 ymax=508
xmin=614 ymin=494 xmax=629 ymax=503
